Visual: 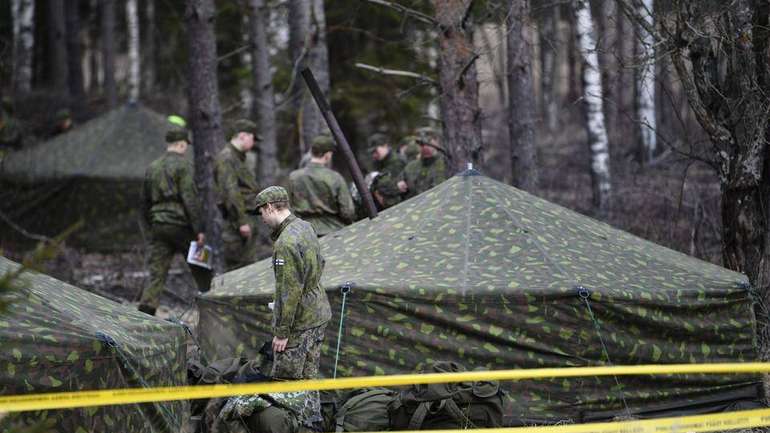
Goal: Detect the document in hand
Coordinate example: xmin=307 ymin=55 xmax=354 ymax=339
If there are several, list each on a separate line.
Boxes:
xmin=187 ymin=241 xmax=213 ymax=269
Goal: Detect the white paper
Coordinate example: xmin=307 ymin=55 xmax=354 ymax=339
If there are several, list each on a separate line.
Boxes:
xmin=187 ymin=241 xmax=213 ymax=270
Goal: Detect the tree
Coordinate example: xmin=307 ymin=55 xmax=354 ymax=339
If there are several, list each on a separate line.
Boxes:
xmin=101 ymin=0 xmax=117 ymax=109
xmin=65 ymin=0 xmax=86 ymax=109
xmin=246 ymin=0 xmax=279 ymax=186
xmin=288 ymin=0 xmax=330 ymax=154
xmin=47 ymin=0 xmax=68 ymax=92
xmin=507 ymin=0 xmax=538 ymax=191
xmin=635 ymin=0 xmax=657 ymax=164
xmin=431 ymin=0 xmax=483 ymax=172
xmin=538 ymin=3 xmax=560 ymax=133
xmin=185 ymin=0 xmax=226 ymax=274
xmin=574 ymin=0 xmax=611 ymax=216
xmin=142 ymin=0 xmax=157 ymax=93
xmin=126 ymin=0 xmax=141 ymax=103
xmin=11 ymin=0 xmax=35 ymax=97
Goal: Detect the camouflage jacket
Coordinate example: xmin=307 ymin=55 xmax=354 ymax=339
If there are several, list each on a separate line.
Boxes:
xmin=371 ymin=150 xmax=405 ymax=208
xmin=288 ymin=162 xmax=355 ymax=237
xmin=400 ymin=155 xmax=449 ymax=199
xmin=143 ymin=152 xmax=201 ymax=232
xmin=271 ymin=214 xmax=332 ymax=340
xmin=215 ymin=143 xmax=260 ymax=228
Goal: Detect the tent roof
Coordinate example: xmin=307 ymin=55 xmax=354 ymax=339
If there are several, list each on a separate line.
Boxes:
xmin=0 ymin=104 xmax=171 ymax=183
xmin=209 ymin=172 xmax=746 ymax=300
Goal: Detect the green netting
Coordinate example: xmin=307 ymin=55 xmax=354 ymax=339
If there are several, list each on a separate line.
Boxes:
xmin=0 ymin=256 xmax=190 ymax=432
xmin=0 ymin=104 xmax=186 ymax=251
xmin=199 ymin=172 xmax=761 ymax=424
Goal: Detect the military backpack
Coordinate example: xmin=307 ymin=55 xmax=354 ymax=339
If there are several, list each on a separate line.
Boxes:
xmin=334 ymin=388 xmax=397 ymax=432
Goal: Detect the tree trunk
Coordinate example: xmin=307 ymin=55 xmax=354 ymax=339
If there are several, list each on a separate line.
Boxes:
xmin=539 ymin=3 xmax=560 ymax=133
xmin=142 ymin=0 xmax=156 ymax=93
xmin=126 ymin=0 xmax=140 ymax=103
xmin=47 ymin=0 xmax=68 ymax=92
xmin=288 ymin=0 xmax=330 ymax=154
xmin=507 ymin=0 xmax=538 ymax=191
xmin=431 ymin=0 xmax=483 ymax=173
xmin=101 ymin=0 xmax=117 ymax=109
xmin=247 ymin=0 xmax=279 ymax=187
xmin=12 ymin=0 xmax=35 ymax=96
xmin=635 ymin=0 xmax=656 ymax=164
xmin=574 ymin=0 xmax=611 ymax=216
xmin=185 ymin=0 xmax=225 ymax=275
xmin=65 ymin=0 xmax=85 ymax=112
xmin=88 ymin=0 xmax=100 ymax=94
xmin=240 ymin=14 xmax=254 ymax=116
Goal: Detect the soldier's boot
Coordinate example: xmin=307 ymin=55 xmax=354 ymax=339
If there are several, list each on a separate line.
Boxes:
xmin=138 ymin=304 xmax=157 ymax=316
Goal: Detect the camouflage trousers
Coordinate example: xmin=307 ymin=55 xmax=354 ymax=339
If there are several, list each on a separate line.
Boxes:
xmin=272 ymin=324 xmax=327 ymax=429
xmin=222 ymin=216 xmax=259 ymax=271
xmin=140 ymin=224 xmax=212 ymax=309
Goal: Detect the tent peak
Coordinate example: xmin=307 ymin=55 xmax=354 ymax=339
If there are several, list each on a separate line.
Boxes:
xmin=458 ymin=166 xmax=482 ymax=177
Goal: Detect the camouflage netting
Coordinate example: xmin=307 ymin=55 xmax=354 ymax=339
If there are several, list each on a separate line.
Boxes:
xmin=199 ymin=172 xmax=761 ymax=425
xmin=0 ymin=104 xmax=184 ymax=251
xmin=0 ymin=256 xmax=189 ymax=432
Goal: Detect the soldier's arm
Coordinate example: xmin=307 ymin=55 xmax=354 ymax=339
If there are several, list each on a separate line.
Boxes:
xmin=142 ymin=172 xmax=152 ymax=226
xmin=337 ymin=176 xmax=356 ymax=224
xmin=179 ymin=161 xmax=203 ymax=233
xmin=216 ymin=158 xmax=250 ymax=227
xmin=273 ymin=242 xmax=305 ymax=339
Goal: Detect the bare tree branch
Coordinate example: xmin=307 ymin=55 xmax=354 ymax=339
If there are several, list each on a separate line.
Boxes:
xmin=355 ymin=62 xmax=438 ymax=85
xmin=362 ymin=0 xmax=436 ymax=25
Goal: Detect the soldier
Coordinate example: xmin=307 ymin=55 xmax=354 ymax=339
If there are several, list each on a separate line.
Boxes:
xmin=397 ymin=127 xmax=450 ymax=199
xmin=398 ymin=135 xmax=420 ymax=163
xmin=255 ymin=185 xmax=331 ymax=430
xmin=138 ymin=118 xmax=211 ymax=316
xmin=368 ymin=132 xmax=404 ymax=210
xmin=288 ymin=134 xmax=355 ymax=237
xmin=49 ymin=108 xmax=74 ymax=138
xmin=214 ymin=119 xmax=262 ymax=271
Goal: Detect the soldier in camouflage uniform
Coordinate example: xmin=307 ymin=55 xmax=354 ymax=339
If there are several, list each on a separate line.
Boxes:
xmin=288 ymin=135 xmax=355 ymax=237
xmin=255 ymin=185 xmax=332 ymax=429
xmin=368 ymin=132 xmax=404 ymax=210
xmin=397 ymin=127 xmax=450 ymax=199
xmin=139 ymin=121 xmax=211 ymax=316
xmin=214 ymin=119 xmax=262 ymax=271
xmin=398 ymin=135 xmax=420 ymax=163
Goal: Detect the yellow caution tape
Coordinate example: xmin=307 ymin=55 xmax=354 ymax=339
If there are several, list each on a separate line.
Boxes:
xmin=0 ymin=362 xmax=768 ymax=413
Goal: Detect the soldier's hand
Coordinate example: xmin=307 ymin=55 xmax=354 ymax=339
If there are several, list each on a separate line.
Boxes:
xmin=196 ymin=233 xmax=205 ymax=247
xmin=272 ymin=336 xmax=288 ymax=353
xmin=397 ymin=180 xmax=408 ymax=193
xmin=239 ymin=224 xmax=252 ymax=238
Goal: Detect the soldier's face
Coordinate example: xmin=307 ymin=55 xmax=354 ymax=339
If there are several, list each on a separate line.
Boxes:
xmin=372 ymin=145 xmax=389 ymax=161
xmin=420 ymin=143 xmax=435 ymax=158
xmin=259 ymin=204 xmax=277 ymax=227
xmin=240 ymin=132 xmax=255 ymax=151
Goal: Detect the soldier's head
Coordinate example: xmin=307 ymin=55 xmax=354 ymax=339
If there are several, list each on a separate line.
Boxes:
xmin=165 ymin=114 xmax=191 ymax=153
xmin=311 ymin=134 xmax=335 ymax=163
xmin=415 ymin=127 xmax=441 ymax=159
xmin=228 ymin=119 xmax=261 ymax=152
xmin=256 ymin=186 xmax=291 ymax=227
xmin=398 ymin=135 xmax=420 ymax=161
xmin=367 ymin=132 xmax=392 ymax=162
xmin=55 ymin=108 xmax=72 ymax=131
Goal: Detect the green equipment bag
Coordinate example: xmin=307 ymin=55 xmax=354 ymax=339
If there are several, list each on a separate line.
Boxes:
xmin=389 ymin=361 xmax=504 ymax=430
xmin=334 ymin=388 xmax=397 ymax=432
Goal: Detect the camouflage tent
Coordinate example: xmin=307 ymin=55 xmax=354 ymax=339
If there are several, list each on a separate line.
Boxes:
xmin=0 ymin=104 xmax=181 ymax=250
xmin=198 ymin=172 xmax=761 ymax=425
xmin=0 ymin=256 xmax=189 ymax=432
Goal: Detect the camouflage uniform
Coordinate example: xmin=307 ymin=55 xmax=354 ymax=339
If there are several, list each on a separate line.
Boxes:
xmin=398 ymin=135 xmax=420 ymax=163
xmin=371 ymin=147 xmax=405 ymax=210
xmin=215 ymin=141 xmax=260 ymax=270
xmin=288 ymin=136 xmax=355 ymax=237
xmin=400 ymin=155 xmax=449 ymax=199
xmin=140 ymin=130 xmax=211 ymax=312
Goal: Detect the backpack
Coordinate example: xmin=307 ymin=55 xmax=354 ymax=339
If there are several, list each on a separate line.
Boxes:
xmin=334 ymin=388 xmax=397 ymax=432
xmin=389 ymin=361 xmax=504 ymax=430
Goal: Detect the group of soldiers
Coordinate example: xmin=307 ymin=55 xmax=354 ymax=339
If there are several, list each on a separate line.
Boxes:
xmin=0 ymin=98 xmax=74 ymax=155
xmin=139 ymin=115 xmax=451 ymax=430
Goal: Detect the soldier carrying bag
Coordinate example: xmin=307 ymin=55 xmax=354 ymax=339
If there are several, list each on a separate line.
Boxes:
xmin=389 ymin=361 xmax=504 ymax=430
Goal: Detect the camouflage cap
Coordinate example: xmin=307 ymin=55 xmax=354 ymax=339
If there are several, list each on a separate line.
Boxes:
xmin=165 ymin=129 xmax=190 ymax=143
xmin=311 ymin=134 xmax=336 ymax=154
xmin=415 ymin=127 xmax=444 ymax=151
xmin=367 ymin=132 xmax=391 ymax=151
xmin=228 ymin=118 xmax=263 ymax=141
xmin=399 ymin=135 xmax=420 ymax=159
xmin=255 ymin=186 xmax=289 ymax=209
xmin=55 ymin=108 xmax=71 ymax=122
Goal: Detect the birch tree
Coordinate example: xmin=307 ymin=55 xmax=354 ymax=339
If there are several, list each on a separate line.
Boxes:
xmin=143 ymin=0 xmax=156 ymax=93
xmin=247 ymin=0 xmax=279 ymax=186
xmin=539 ymin=4 xmax=560 ymax=133
xmin=507 ymin=0 xmax=538 ymax=190
xmin=635 ymin=0 xmax=656 ymax=163
xmin=47 ymin=0 xmax=68 ymax=92
xmin=288 ymin=0 xmax=330 ymax=154
xmin=101 ymin=0 xmax=117 ymax=109
xmin=186 ymin=0 xmax=225 ymax=274
xmin=12 ymin=0 xmax=35 ymax=96
xmin=126 ymin=0 xmax=141 ymax=103
xmin=574 ymin=0 xmax=611 ymax=216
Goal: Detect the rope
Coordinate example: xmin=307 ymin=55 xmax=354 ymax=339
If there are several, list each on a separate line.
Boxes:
xmin=333 ymin=282 xmax=352 ymax=379
xmin=576 ymin=287 xmax=632 ymax=418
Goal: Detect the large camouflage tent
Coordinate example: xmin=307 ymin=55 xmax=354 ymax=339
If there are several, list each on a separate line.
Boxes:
xmin=0 ymin=256 xmax=189 ymax=432
xmin=0 ymin=104 xmax=179 ymax=250
xmin=199 ymin=171 xmax=761 ymax=425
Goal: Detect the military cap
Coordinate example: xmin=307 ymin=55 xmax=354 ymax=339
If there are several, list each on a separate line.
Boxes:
xmin=55 ymin=108 xmax=71 ymax=122
xmin=311 ymin=134 xmax=336 ymax=154
xmin=415 ymin=127 xmax=443 ymax=151
xmin=367 ymin=132 xmax=391 ymax=152
xmin=228 ymin=118 xmax=263 ymax=141
xmin=255 ymin=186 xmax=289 ymax=209
xmin=399 ymin=135 xmax=419 ymax=159
xmin=165 ymin=129 xmax=190 ymax=143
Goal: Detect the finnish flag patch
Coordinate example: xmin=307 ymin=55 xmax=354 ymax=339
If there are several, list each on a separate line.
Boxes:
xmin=274 ymin=258 xmax=285 ymax=266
